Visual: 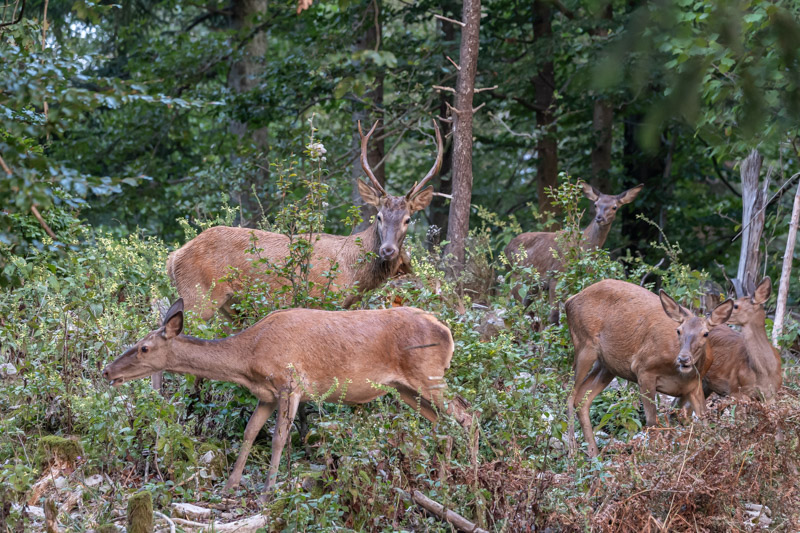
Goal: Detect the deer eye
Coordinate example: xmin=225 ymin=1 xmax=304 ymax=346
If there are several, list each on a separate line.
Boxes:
xmin=676 ymin=329 xmax=680 ymax=335
xmin=613 ymin=206 xmax=617 ymax=210
xmin=405 ymin=218 xmax=411 ymax=224
xmin=141 ymin=346 xmax=149 ymax=353
xmin=734 ymin=304 xmax=739 ymax=309
xmin=376 ymin=214 xmax=382 ymax=222
xmin=703 ymin=332 xmax=709 ymax=337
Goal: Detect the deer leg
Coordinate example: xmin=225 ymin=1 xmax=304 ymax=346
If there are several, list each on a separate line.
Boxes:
xmin=264 ymin=390 xmax=301 ymax=495
xmin=547 ymin=277 xmax=560 ymax=324
xmin=637 ymin=375 xmax=660 ymax=427
xmin=225 ymin=400 xmax=275 ymax=490
xmin=685 ymin=381 xmax=708 ymax=421
xmin=567 ymin=347 xmax=600 ymax=456
xmin=150 ymin=372 xmax=164 ymax=396
xmin=573 ymin=366 xmax=615 ymax=458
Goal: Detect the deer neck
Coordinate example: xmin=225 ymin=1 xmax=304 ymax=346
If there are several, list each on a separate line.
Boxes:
xmin=166 ymin=335 xmax=253 ymax=389
xmin=740 ymin=314 xmax=780 ymax=379
xmin=581 ymin=220 xmax=612 ymax=250
xmin=352 ymin=221 xmax=398 ymax=286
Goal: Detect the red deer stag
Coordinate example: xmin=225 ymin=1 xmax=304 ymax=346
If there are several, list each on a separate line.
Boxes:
xmin=565 ymin=279 xmax=733 ymax=457
xmin=103 ymin=299 xmax=471 ymax=496
xmin=505 ymin=183 xmax=643 ymax=321
xmin=167 ymin=120 xmax=443 ymax=320
xmin=703 ymin=277 xmax=782 ymax=401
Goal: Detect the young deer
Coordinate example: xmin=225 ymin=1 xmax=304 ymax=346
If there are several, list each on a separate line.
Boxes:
xmin=102 ymin=299 xmax=470 ymax=496
xmin=505 ymin=183 xmax=643 ymax=321
xmin=167 ymin=120 xmax=443 ymax=321
xmin=565 ymin=279 xmax=733 ymax=457
xmin=704 ymin=277 xmax=782 ymax=400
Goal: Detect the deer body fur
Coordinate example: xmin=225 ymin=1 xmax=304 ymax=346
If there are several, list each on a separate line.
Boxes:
xmin=166 ymin=223 xmax=400 ymax=319
xmin=103 ymin=300 xmax=470 ymax=497
xmin=565 ymin=279 xmax=732 ymax=457
xmin=704 ymin=277 xmax=782 ymax=400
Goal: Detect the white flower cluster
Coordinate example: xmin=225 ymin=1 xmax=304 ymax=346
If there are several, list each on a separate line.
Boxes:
xmin=307 ymin=141 xmax=327 ymax=162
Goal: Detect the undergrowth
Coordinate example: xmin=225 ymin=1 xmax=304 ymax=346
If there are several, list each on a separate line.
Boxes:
xmin=0 ymin=178 xmax=798 ymax=531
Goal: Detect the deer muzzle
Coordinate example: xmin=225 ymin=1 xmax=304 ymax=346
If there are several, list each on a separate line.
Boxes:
xmin=379 ymin=244 xmax=399 ymax=261
xmin=676 ymin=353 xmax=694 ymax=373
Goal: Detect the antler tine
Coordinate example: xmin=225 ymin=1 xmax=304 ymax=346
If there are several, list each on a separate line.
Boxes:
xmin=358 ymin=120 xmax=387 ymax=196
xmin=407 ymin=119 xmax=444 ymax=199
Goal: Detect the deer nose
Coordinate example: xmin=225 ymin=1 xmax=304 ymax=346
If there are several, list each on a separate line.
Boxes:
xmin=677 ymin=354 xmax=692 ymax=366
xmin=379 ymin=245 xmax=398 ymax=261
xmin=102 ymin=368 xmax=110 ymax=380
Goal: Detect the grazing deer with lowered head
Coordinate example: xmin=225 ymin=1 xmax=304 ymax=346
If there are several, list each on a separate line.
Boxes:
xmin=565 ymin=279 xmax=733 ymax=457
xmin=505 ymin=183 xmax=643 ymax=321
xmin=102 ymin=299 xmax=471 ymax=496
xmin=166 ymin=120 xmax=443 ymax=320
xmin=702 ymin=277 xmax=782 ymax=401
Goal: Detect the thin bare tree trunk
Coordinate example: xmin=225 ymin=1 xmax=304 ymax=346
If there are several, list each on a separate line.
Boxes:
xmin=735 ymin=149 xmax=769 ymax=297
xmin=352 ymin=0 xmax=385 ymax=232
xmin=773 ymin=179 xmax=800 ymax=346
xmin=533 ymin=0 xmax=559 ymax=229
xmin=444 ymin=0 xmax=481 ymax=273
xmin=228 ymin=0 xmax=268 ymax=225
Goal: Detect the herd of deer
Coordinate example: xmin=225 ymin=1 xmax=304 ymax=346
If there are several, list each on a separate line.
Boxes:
xmin=102 ymin=120 xmax=783 ymax=498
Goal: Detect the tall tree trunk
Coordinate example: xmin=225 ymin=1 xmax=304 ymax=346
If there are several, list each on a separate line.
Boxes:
xmin=228 ymin=0 xmax=268 ymax=226
xmin=533 ymin=0 xmax=559 ymax=229
xmin=352 ymin=0 xmax=385 ymax=232
xmin=621 ymin=113 xmax=665 ymax=256
xmin=773 ymin=180 xmax=800 ymax=346
xmin=735 ymin=149 xmax=769 ymax=297
xmin=590 ymin=3 xmax=613 ymax=192
xmin=429 ymin=8 xmax=457 ymax=247
xmin=444 ymin=0 xmax=481 ymax=273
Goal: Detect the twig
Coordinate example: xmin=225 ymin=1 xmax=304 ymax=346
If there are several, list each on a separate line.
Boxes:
xmin=30 ymin=205 xmax=57 ymax=239
xmin=473 ymin=85 xmax=498 ymax=93
xmin=395 ymin=488 xmax=488 ymax=533
xmin=663 ymin=422 xmax=694 ymax=531
xmin=154 ymin=511 xmax=176 ymax=533
xmin=434 ymin=13 xmax=464 ymax=27
xmin=433 ymin=85 xmax=456 ymax=93
xmin=446 ymin=55 xmax=460 ymax=71
xmin=0 ymin=0 xmax=25 ymax=29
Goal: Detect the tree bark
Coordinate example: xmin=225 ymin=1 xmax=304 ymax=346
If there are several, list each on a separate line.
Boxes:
xmin=735 ymin=149 xmax=769 ymax=297
xmin=533 ymin=0 xmax=559 ymax=229
xmin=429 ymin=8 xmax=457 ymax=246
xmin=590 ymin=4 xmax=613 ymax=192
xmin=228 ymin=0 xmax=268 ymax=225
xmin=444 ymin=0 xmax=481 ymax=273
xmin=621 ymin=113 xmax=665 ymax=256
xmin=351 ymin=0 xmax=385 ymax=232
xmin=772 ymin=179 xmax=800 ymax=346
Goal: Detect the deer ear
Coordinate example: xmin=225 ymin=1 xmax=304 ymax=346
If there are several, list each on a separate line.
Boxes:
xmin=659 ymin=290 xmax=690 ymax=324
xmin=618 ymin=184 xmax=644 ymax=204
xmin=163 ymin=299 xmax=184 ymax=339
xmin=753 ymin=277 xmax=771 ymax=305
xmin=357 ymin=180 xmax=381 ymax=207
xmin=708 ymin=299 xmax=734 ymax=327
xmin=581 ymin=182 xmax=600 ymax=201
xmin=409 ymin=185 xmax=434 ymax=213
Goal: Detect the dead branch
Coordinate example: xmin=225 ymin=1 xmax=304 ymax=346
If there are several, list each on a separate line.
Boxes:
xmin=399 ymin=489 xmax=489 ymax=533
xmin=434 ymin=13 xmax=465 ymax=27
xmin=772 ymin=180 xmax=800 ymax=346
xmin=30 ymin=205 xmax=57 ymax=240
xmin=446 ymin=55 xmax=461 ymax=71
xmin=473 ymin=85 xmax=498 ymax=93
xmin=433 ymin=85 xmax=456 ymax=93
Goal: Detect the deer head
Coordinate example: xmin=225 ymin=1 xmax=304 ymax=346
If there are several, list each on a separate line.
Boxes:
xmin=728 ymin=277 xmax=771 ymax=327
xmin=660 ymin=291 xmax=734 ymax=374
xmin=357 ymin=120 xmax=443 ymax=261
xmin=581 ymin=183 xmax=644 ymax=226
xmin=103 ymin=299 xmax=185 ymax=386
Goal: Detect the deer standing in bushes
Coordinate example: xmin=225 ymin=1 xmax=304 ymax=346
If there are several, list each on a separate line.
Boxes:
xmin=167 ymin=120 xmax=443 ymax=321
xmin=505 ymin=183 xmax=643 ymax=322
xmin=702 ymin=277 xmax=782 ymax=401
xmin=565 ymin=279 xmax=733 ymax=457
xmin=103 ymin=299 xmax=471 ymax=497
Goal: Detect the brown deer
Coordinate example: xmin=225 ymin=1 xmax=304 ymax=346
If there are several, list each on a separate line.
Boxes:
xmin=505 ymin=183 xmax=643 ymax=320
xmin=167 ymin=120 xmax=443 ymax=320
xmin=565 ymin=279 xmax=733 ymax=457
xmin=703 ymin=277 xmax=782 ymax=401
xmin=102 ymin=299 xmax=471 ymax=497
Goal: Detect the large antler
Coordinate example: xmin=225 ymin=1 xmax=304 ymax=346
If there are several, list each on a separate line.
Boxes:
xmin=358 ymin=120 xmax=387 ymax=196
xmin=407 ymin=119 xmax=444 ymax=199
